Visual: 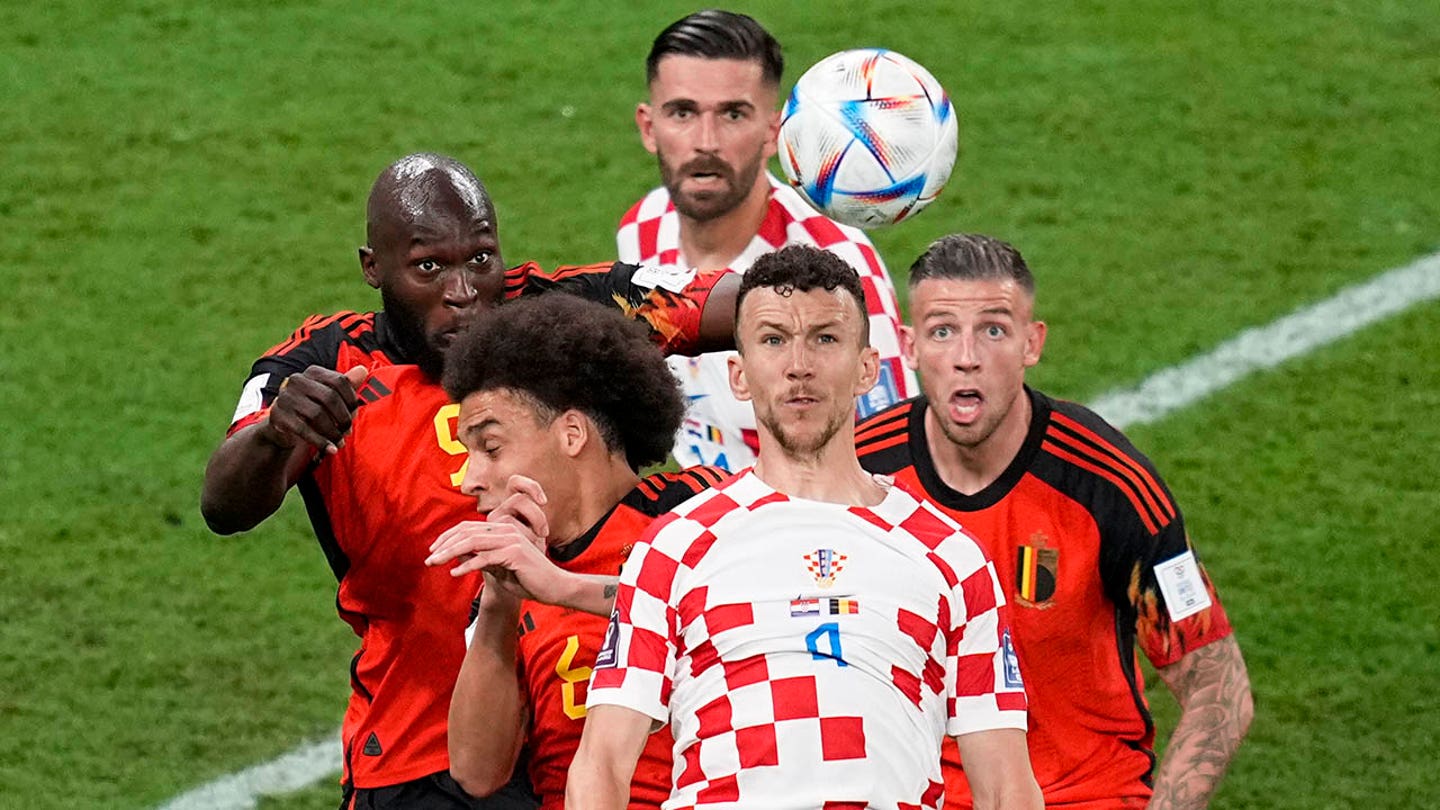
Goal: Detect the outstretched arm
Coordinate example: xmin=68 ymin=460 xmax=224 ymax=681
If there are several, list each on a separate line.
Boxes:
xmin=201 ymin=365 xmax=368 ymax=534
xmin=1149 ymin=635 xmax=1253 ymax=809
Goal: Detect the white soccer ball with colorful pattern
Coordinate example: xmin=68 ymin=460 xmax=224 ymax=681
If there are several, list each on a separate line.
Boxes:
xmin=778 ymin=48 xmax=958 ymax=229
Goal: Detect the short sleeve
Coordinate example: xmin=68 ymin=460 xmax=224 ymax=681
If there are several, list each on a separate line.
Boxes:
xmin=521 ymin=261 xmax=719 ymax=357
xmin=586 ymin=531 xmax=682 ymax=723
xmin=226 ymin=316 xmax=344 ymax=435
xmin=945 ymin=545 xmax=1029 ymax=737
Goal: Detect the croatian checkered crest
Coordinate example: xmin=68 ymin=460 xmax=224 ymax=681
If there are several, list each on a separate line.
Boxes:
xmin=779 ymin=48 xmax=958 ymax=229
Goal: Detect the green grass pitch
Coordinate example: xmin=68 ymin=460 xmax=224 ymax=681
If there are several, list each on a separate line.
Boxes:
xmin=1 ymin=1 xmax=1437 ymax=807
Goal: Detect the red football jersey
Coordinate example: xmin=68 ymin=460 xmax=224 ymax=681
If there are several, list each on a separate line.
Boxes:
xmin=219 ymin=260 xmax=725 ymax=788
xmin=308 ymin=364 xmax=480 ymax=786
xmin=514 ymin=467 xmax=729 ymax=810
xmin=856 ymin=389 xmax=1234 ymax=810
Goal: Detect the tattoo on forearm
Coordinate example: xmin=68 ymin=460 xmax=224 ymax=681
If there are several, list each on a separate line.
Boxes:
xmin=603 ymin=583 xmax=617 ymax=600
xmin=1149 ymin=636 xmax=1253 ymax=810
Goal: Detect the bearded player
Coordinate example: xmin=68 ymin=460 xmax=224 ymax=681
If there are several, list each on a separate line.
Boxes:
xmin=568 ymin=246 xmax=1041 ymax=810
xmin=618 ymin=9 xmax=916 ymax=471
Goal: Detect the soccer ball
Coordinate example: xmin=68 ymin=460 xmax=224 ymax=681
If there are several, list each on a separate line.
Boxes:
xmin=778 ymin=48 xmax=958 ymax=229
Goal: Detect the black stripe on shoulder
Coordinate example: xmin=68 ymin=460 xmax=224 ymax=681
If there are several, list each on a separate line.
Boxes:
xmin=855 ymin=397 xmax=921 ymax=474
xmin=626 ymin=466 xmax=725 ymax=517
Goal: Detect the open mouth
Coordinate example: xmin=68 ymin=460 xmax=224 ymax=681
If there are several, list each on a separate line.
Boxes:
xmin=949 ymin=389 xmax=983 ymax=422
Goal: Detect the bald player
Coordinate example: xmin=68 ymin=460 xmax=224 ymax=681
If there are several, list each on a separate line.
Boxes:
xmin=201 ymin=152 xmax=737 ymax=809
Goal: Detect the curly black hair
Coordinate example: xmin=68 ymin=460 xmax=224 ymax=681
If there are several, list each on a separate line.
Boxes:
xmin=442 ymin=293 xmax=685 ymax=471
xmin=735 ymin=244 xmax=870 ymax=347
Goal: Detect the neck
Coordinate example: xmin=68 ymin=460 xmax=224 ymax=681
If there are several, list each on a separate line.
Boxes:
xmin=547 ymin=456 xmax=642 ymax=551
xmin=677 ymin=175 xmax=772 ymax=271
xmin=924 ymin=390 xmax=1033 ymax=496
xmin=750 ymin=428 xmax=885 ymax=507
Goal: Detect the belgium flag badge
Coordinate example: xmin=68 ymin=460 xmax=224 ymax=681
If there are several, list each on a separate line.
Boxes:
xmin=1016 ymin=537 xmax=1058 ymax=607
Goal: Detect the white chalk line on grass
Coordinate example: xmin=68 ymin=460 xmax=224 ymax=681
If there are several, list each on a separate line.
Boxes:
xmin=158 ymin=251 xmax=1440 ymax=810
xmin=157 ymin=735 xmax=340 ymax=810
xmin=1093 ymin=251 xmax=1440 ymax=429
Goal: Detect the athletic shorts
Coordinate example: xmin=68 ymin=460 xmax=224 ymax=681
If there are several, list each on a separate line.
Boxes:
xmin=341 ymin=768 xmax=538 ymax=810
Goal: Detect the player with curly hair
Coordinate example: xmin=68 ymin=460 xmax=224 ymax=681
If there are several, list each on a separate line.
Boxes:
xmin=427 ymin=294 xmax=728 ymax=810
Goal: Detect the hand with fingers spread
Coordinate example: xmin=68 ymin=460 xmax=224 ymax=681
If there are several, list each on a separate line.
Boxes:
xmin=260 ymin=365 xmax=370 ymax=455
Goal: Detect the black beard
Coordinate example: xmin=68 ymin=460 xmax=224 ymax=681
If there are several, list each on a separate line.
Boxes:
xmin=660 ymin=152 xmax=761 ymax=223
xmin=381 ymin=289 xmax=445 ymax=380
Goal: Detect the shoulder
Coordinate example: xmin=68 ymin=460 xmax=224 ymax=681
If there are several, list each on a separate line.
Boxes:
xmin=624 ymin=466 xmax=733 ymax=518
xmin=1032 ymin=391 xmax=1179 ymax=535
xmin=259 ymin=311 xmax=377 ymax=362
xmin=872 ymin=486 xmax=991 ymax=583
xmin=616 ymin=188 xmax=675 ymax=261
xmin=856 ymin=397 xmax=923 ymax=471
xmin=768 ymin=179 xmax=882 ymax=258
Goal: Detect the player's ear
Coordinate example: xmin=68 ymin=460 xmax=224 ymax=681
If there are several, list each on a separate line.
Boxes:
xmin=855 ymin=346 xmax=881 ymax=396
xmin=899 ymin=324 xmax=920 ymax=370
xmin=1024 ymin=320 xmax=1047 ymax=368
xmin=636 ymin=103 xmax=658 ymax=154
xmin=557 ymin=410 xmax=589 ymax=458
xmin=762 ymin=106 xmax=781 ymax=159
xmin=727 ymin=354 xmax=752 ymax=402
xmin=359 ymin=246 xmax=380 ymax=289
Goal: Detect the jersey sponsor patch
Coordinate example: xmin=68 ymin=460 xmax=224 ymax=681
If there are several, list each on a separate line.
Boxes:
xmin=631 ymin=263 xmax=698 ymax=292
xmin=594 ymin=610 xmax=621 ymax=669
xmin=1154 ymin=550 xmax=1213 ymax=621
xmin=231 ymin=373 xmax=271 ymax=424
xmin=1001 ymin=629 xmax=1024 ymax=689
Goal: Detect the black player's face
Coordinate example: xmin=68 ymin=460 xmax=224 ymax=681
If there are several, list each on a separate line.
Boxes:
xmin=901 ymin=277 xmax=1046 ymax=449
xmin=639 ymin=55 xmax=780 ymax=223
xmin=729 ymin=287 xmax=878 ymax=460
xmin=455 ymin=389 xmax=569 ymax=522
xmin=362 ymin=183 xmax=506 ymax=377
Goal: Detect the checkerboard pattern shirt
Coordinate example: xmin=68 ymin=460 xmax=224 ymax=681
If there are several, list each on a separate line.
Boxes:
xmin=588 ymin=471 xmax=1027 ymax=809
xmin=616 ymin=176 xmax=918 ymax=472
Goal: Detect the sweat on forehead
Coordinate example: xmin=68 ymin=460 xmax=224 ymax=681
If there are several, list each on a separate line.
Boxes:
xmin=366 ymin=153 xmax=491 ymax=239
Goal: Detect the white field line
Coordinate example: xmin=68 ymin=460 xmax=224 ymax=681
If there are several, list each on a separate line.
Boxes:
xmin=157 ymin=251 xmax=1440 ymax=810
xmin=156 ymin=735 xmax=340 ymax=810
xmin=1093 ymin=252 xmax=1440 ymax=429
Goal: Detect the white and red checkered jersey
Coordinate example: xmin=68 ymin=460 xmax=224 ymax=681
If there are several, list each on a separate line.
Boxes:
xmin=616 ymin=176 xmax=918 ymax=472
xmin=588 ymin=471 xmax=1026 ymax=810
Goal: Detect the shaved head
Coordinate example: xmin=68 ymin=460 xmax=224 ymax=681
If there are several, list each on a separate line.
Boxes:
xmin=366 ymin=152 xmax=494 ymax=251
xmin=358 ymin=152 xmax=506 ymax=378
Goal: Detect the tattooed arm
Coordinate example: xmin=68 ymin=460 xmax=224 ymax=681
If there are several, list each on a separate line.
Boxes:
xmin=1148 ymin=635 xmax=1254 ymax=809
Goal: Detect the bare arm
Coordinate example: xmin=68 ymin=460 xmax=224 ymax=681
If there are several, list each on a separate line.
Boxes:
xmin=564 ymin=704 xmax=654 ymax=810
xmin=448 ymin=580 xmax=528 ymax=798
xmin=953 ymin=727 xmax=1043 ymax=810
xmin=692 ymin=272 xmax=740 ymax=354
xmin=1148 ymin=635 xmax=1253 ymax=809
xmin=200 ymin=365 xmax=368 ymax=534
